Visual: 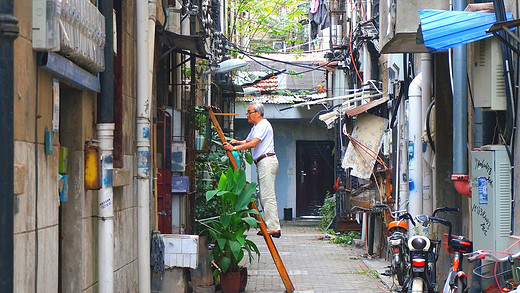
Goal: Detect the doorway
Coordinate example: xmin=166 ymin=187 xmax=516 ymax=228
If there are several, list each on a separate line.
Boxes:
xmin=296 ymin=141 xmax=334 ymax=217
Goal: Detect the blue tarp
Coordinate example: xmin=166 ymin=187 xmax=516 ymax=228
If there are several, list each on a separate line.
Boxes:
xmin=419 ymin=9 xmax=514 ymax=52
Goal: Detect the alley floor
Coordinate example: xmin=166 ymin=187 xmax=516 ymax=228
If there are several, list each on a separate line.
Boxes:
xmin=240 ymin=220 xmax=394 ymax=293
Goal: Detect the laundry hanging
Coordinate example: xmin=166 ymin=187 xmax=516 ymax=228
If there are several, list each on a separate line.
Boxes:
xmin=309 ymin=0 xmax=330 ymax=39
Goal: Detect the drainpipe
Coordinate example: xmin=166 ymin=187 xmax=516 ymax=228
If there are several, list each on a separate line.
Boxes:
xmin=97 ymin=0 xmax=115 ymax=292
xmin=408 ymin=73 xmax=423 ymax=217
xmin=137 ymin=0 xmax=151 ymax=291
xmin=0 ymin=1 xmax=18 ymax=291
xmin=421 ymin=54 xmax=433 ymax=215
xmin=398 ymin=90 xmax=409 ymax=211
xmin=451 ymin=0 xmax=471 ymax=197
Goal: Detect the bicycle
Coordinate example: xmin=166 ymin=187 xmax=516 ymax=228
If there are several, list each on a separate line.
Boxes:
xmin=375 ymin=204 xmax=411 ymax=287
xmin=467 ymin=248 xmax=520 ymax=292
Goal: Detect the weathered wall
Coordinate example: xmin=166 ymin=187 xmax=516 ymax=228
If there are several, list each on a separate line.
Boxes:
xmin=13 ymin=0 xmax=139 ymax=292
xmin=235 ymin=111 xmax=335 ymax=219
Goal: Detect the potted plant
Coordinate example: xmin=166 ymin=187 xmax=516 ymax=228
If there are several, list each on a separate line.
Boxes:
xmin=202 ymin=167 xmax=260 ymax=293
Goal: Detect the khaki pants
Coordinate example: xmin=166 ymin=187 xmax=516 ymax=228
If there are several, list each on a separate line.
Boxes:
xmin=256 ymin=155 xmax=281 ymax=231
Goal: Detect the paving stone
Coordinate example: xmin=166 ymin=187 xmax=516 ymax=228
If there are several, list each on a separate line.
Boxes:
xmin=233 ymin=221 xmax=394 ymax=293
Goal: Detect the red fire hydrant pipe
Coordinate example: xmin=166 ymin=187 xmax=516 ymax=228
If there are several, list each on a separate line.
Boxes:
xmin=451 ymin=174 xmax=471 ymax=197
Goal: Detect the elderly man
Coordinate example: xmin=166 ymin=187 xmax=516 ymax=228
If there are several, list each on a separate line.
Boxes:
xmin=223 ymin=102 xmax=282 ymax=238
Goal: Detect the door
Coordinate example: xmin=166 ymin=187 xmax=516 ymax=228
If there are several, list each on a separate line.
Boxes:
xmin=296 ymin=141 xmax=335 ymax=217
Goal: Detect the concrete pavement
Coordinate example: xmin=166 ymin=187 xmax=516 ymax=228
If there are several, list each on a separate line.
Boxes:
xmin=240 ymin=220 xmax=396 ymax=293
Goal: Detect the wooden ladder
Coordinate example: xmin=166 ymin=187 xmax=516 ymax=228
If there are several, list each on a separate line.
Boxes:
xmin=207 ymin=107 xmax=295 ymax=293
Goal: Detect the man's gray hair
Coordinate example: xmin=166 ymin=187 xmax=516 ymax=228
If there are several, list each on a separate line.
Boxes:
xmin=250 ymin=102 xmax=264 ymax=116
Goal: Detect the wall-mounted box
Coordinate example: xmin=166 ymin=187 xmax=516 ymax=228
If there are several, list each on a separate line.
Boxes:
xmin=171 ymin=141 xmax=186 ymax=171
xmin=379 ymin=0 xmax=448 ymax=53
xmin=470 ymin=145 xmax=511 ymax=252
xmin=162 ymin=234 xmax=199 ymax=269
xmin=473 ymin=38 xmax=507 ymax=111
xmin=172 ymin=176 xmax=189 ymax=193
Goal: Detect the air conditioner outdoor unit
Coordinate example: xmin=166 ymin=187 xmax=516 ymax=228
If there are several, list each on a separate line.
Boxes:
xmin=379 ymin=0 xmax=448 ymax=53
xmin=470 ymin=145 xmax=511 ymax=252
xmin=472 ymin=37 xmax=507 ymax=111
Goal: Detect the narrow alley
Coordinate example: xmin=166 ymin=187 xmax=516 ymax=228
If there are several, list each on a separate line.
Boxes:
xmin=241 ymin=221 xmax=392 ymax=293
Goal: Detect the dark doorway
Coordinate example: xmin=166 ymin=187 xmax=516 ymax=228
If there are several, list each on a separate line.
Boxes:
xmin=296 ymin=141 xmax=335 ymax=217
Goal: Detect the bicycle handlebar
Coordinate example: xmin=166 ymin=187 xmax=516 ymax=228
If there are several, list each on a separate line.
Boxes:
xmin=432 ymin=207 xmax=460 ymax=217
xmin=398 ymin=212 xmax=416 ymax=227
xmin=466 ymin=250 xmax=520 ymax=263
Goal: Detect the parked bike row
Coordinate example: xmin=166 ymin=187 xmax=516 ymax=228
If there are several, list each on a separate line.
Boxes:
xmin=350 ymin=204 xmax=520 ymax=293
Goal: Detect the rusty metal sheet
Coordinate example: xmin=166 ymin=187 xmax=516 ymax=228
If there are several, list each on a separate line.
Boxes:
xmin=344 ymin=96 xmax=389 ymax=118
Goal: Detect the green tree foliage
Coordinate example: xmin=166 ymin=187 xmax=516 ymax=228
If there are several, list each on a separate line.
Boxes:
xmin=228 ymin=0 xmax=308 ymax=52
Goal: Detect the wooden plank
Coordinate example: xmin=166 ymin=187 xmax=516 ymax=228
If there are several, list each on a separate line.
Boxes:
xmin=207 ymin=107 xmax=295 ymax=292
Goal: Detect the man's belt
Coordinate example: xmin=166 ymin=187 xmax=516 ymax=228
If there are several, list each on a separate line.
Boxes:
xmin=254 ymin=153 xmax=276 ymax=164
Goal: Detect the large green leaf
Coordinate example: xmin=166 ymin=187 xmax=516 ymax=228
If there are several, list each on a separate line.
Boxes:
xmin=220 ymin=214 xmax=232 ymax=228
xmin=243 ymin=216 xmax=259 ymax=228
xmin=225 ymin=168 xmax=234 ymax=191
xmin=229 ymin=240 xmax=242 ymax=259
xmin=219 ymin=256 xmax=231 ymax=273
xmin=216 ymin=238 xmax=227 ymax=251
xmin=217 ymin=173 xmax=228 ymax=190
xmin=206 ymin=190 xmax=219 ymax=201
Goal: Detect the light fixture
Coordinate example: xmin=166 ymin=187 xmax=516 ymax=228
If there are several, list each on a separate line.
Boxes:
xmin=213 ymin=59 xmax=247 ymax=74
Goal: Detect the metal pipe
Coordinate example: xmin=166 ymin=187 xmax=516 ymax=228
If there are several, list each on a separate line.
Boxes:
xmin=421 ymin=54 xmax=433 ymax=215
xmin=97 ymin=1 xmax=115 ymax=291
xmin=0 ymin=0 xmax=18 ymax=290
xmin=98 ymin=0 xmax=114 ymax=123
xmin=452 ymin=0 xmax=468 ymax=175
xmin=97 ymin=124 xmax=115 ymax=293
xmin=137 ymin=0 xmax=151 ymax=291
xmin=408 ymin=73 xmax=423 ymax=217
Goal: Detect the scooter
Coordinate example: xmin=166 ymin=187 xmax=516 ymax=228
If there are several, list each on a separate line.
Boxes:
xmin=399 ymin=207 xmax=460 ymax=293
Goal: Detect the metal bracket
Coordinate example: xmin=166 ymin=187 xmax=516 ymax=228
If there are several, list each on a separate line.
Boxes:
xmin=0 ymin=14 xmax=19 ymax=38
xmin=487 ymin=19 xmax=520 ymax=56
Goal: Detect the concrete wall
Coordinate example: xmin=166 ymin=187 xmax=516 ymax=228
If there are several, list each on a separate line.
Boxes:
xmin=235 ymin=105 xmax=335 ymax=219
xmin=13 ymin=0 xmax=139 ymax=292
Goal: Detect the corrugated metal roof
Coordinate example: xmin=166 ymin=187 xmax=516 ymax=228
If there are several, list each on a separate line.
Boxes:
xmin=419 ymin=9 xmax=513 ymax=52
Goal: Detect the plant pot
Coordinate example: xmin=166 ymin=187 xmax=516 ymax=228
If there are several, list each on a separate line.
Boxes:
xmin=239 ymin=266 xmax=248 ymax=292
xmin=220 ymin=271 xmax=240 ymax=293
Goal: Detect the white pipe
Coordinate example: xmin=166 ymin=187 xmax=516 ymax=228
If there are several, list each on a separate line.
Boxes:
xmin=421 ymin=54 xmax=433 ymax=216
xmin=408 ymin=73 xmax=423 ymax=218
xmin=97 ymin=123 xmax=115 ymax=293
xmin=398 ymin=95 xmax=409 ymax=211
xmin=137 ymin=0 xmax=151 ymax=292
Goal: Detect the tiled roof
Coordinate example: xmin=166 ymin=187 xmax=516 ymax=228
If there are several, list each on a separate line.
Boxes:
xmin=236 ymin=92 xmax=327 ymax=104
xmin=243 ymin=76 xmax=278 ymax=93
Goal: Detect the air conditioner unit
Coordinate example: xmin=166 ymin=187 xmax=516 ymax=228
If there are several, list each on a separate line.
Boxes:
xmin=472 ymin=37 xmax=507 ymax=111
xmin=379 ymin=0 xmax=448 ymax=53
xmin=470 ymin=145 xmax=511 ymax=252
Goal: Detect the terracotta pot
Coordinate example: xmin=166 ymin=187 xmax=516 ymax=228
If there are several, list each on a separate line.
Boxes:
xmin=220 ymin=271 xmax=240 ymax=293
xmin=239 ymin=266 xmax=248 ymax=292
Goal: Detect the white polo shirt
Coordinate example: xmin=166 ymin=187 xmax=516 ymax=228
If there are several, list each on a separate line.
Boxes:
xmin=246 ymin=118 xmax=275 ymax=160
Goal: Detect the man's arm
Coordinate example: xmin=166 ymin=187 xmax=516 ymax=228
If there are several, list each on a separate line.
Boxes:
xmin=223 ymin=138 xmax=260 ymax=151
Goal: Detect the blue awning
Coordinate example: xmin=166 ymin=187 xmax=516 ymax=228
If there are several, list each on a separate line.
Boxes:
xmin=419 ymin=9 xmax=513 ymax=52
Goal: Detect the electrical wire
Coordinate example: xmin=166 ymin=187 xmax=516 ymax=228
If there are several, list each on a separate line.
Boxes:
xmin=225 ymin=38 xmax=342 ymax=76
